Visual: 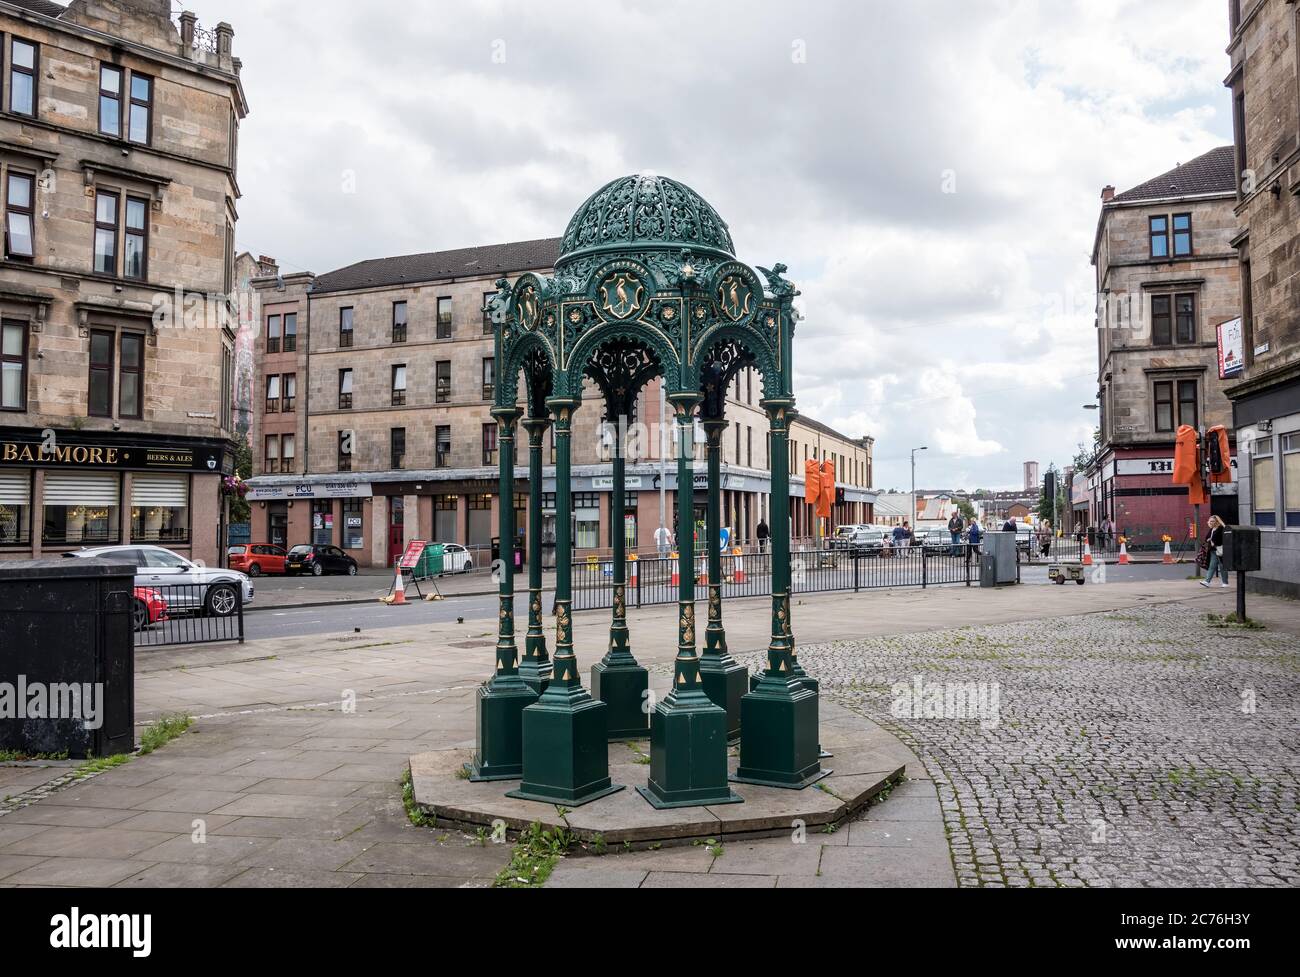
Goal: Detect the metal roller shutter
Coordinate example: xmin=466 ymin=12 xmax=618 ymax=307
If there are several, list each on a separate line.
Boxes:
xmin=131 ymin=472 xmax=189 ymax=507
xmin=42 ymin=471 xmax=120 ymax=506
xmin=0 ymin=470 xmax=30 ymax=505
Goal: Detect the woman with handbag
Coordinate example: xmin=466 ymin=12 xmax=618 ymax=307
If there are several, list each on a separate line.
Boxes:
xmin=1199 ymin=515 xmax=1229 ymax=588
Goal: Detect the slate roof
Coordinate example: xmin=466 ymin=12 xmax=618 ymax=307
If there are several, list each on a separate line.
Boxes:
xmin=1111 ymin=146 xmax=1237 ymax=203
xmin=2 ymin=0 xmax=68 ymax=17
xmin=310 ymin=238 xmax=561 ymax=294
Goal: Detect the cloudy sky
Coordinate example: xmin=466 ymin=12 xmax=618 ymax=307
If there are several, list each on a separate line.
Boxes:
xmin=210 ymin=0 xmax=1235 ymax=492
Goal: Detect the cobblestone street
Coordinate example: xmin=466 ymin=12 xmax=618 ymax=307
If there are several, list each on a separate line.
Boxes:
xmin=773 ymin=603 xmax=1300 ymax=887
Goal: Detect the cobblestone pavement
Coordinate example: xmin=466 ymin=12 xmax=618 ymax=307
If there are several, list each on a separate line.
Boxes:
xmin=746 ymin=602 xmax=1300 ymax=888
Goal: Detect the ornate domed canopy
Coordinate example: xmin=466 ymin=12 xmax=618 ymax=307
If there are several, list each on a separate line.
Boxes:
xmin=558 ymin=173 xmax=736 ymax=268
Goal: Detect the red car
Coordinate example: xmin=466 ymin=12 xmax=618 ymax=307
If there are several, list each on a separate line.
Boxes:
xmin=132 ymin=587 xmax=169 ymax=631
xmin=227 ymin=544 xmax=288 ymax=577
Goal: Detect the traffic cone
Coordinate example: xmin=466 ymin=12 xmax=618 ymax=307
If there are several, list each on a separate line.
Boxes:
xmin=390 ymin=566 xmax=407 ymax=605
xmin=1082 ymin=541 xmax=1093 ymax=566
xmin=629 ymin=554 xmax=638 ymax=588
xmin=733 ymin=547 xmax=746 ymax=584
xmin=1118 ymin=540 xmax=1130 ymax=565
xmin=1162 ymin=540 xmax=1174 ymax=564
xmin=670 ymin=552 xmax=679 ymax=587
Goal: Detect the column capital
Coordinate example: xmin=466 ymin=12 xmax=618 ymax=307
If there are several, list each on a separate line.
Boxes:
xmin=520 ymin=415 xmax=551 ymax=443
xmin=668 ymin=391 xmax=702 ymax=420
xmin=545 ymin=397 xmax=580 ymax=429
xmin=761 ymin=398 xmax=797 ymax=428
xmin=701 ymin=416 xmax=728 ymax=444
xmin=491 ymin=406 xmax=522 ymax=435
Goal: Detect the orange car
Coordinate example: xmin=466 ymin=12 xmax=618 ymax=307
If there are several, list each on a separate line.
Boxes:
xmin=227 ymin=544 xmax=288 ymax=577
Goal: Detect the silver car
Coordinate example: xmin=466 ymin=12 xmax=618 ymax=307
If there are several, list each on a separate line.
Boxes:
xmin=65 ymin=545 xmax=254 ymax=616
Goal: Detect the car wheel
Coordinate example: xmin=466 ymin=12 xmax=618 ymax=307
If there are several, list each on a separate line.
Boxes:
xmin=311 ymin=563 xmax=323 ymax=577
xmin=463 ymin=561 xmax=473 ymax=573
xmin=347 ymin=563 xmax=357 ymax=576
xmin=205 ymin=584 xmax=239 ymax=617
xmin=132 ymin=598 xmax=148 ymax=632
xmin=248 ymin=563 xmax=262 ymax=577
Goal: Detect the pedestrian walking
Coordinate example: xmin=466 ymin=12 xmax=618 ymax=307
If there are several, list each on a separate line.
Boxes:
xmin=655 ymin=524 xmax=673 ymax=559
xmin=966 ymin=517 xmax=983 ymax=563
xmin=1038 ymin=519 xmax=1052 ymax=558
xmin=756 ymin=518 xmax=770 ymax=553
xmin=1199 ymin=515 xmax=1229 ymax=588
xmin=948 ymin=511 xmax=964 ymax=556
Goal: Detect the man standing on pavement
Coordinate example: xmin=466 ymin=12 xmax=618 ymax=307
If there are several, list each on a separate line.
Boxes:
xmin=967 ymin=516 xmax=983 ymax=563
xmin=948 ymin=511 xmax=965 ymax=556
xmin=756 ymin=518 xmax=770 ymax=553
xmin=655 ymin=524 xmax=673 ymax=559
xmin=893 ymin=520 xmax=913 ymax=549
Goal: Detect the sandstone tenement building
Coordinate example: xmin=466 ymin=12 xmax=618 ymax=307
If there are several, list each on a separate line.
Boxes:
xmin=1088 ymin=146 xmax=1241 ymax=544
xmin=0 ymin=0 xmax=247 ymax=565
xmin=1225 ymin=0 xmax=1300 ymax=597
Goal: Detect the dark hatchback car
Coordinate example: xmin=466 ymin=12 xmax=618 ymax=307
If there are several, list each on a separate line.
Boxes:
xmin=285 ymin=544 xmax=358 ymax=576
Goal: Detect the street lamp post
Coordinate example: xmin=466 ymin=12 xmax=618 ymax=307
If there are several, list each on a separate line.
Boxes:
xmin=1082 ymin=403 xmax=1098 ymax=533
xmin=910 ymin=446 xmax=928 ymax=535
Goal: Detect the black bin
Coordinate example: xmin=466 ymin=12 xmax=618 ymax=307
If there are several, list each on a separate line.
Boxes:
xmin=1223 ymin=526 xmax=1261 ymax=572
xmin=0 ymin=558 xmax=135 ymax=759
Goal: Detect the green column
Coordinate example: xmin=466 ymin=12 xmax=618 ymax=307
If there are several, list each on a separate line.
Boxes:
xmin=591 ymin=413 xmax=649 ymax=738
xmin=734 ymin=400 xmax=825 ymax=789
xmin=519 ymin=416 xmax=551 ymax=695
xmin=509 ymin=398 xmax=622 ymax=806
xmin=639 ymin=394 xmax=740 ymax=809
xmin=699 ymin=417 xmax=746 ymax=740
xmin=468 ymin=408 xmax=536 ymax=781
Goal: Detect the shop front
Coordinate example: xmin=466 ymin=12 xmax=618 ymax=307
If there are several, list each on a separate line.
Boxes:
xmin=0 ymin=428 xmax=232 ymax=565
xmin=1095 ymin=447 xmax=1237 ymax=548
xmin=245 ymin=478 xmax=374 ymax=564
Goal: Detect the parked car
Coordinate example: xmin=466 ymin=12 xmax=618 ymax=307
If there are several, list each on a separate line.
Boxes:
xmin=843 ymin=527 xmax=888 ymax=556
xmin=227 ymin=543 xmax=288 ymax=577
xmin=438 ymin=542 xmax=474 ymax=574
xmin=286 ymin=544 xmax=358 ymax=577
xmin=65 ymin=545 xmax=254 ymax=617
xmin=132 ymin=586 xmax=169 ymax=632
xmin=917 ymin=527 xmax=957 ymax=554
xmin=829 ymin=525 xmax=865 ymax=550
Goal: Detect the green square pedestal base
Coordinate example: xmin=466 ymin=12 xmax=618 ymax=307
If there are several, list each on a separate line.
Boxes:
xmin=505 ymin=692 xmax=624 ymax=807
xmin=639 ymin=693 xmax=742 ymax=809
xmin=467 ymin=680 xmax=536 ymax=782
xmin=591 ymin=661 xmax=650 ymax=739
xmin=700 ymin=657 xmax=748 ymax=742
xmin=732 ymin=681 xmax=825 ymax=789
